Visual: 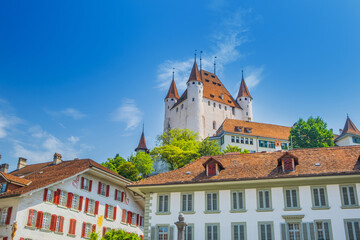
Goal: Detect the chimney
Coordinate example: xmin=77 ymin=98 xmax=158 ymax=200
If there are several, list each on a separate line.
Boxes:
xmin=275 ymin=139 xmax=282 ymax=151
xmin=17 ymin=157 xmax=27 ymax=170
xmin=0 ymin=163 xmax=9 ymax=174
xmin=53 ymin=153 xmax=62 ymax=165
xmin=339 ymin=129 xmax=343 ymax=135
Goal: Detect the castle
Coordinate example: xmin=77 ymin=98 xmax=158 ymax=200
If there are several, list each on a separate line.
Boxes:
xmin=164 ymin=59 xmax=253 ymax=139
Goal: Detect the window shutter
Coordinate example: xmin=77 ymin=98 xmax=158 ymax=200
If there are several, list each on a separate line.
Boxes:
xmin=169 ymin=226 xmax=174 ymax=240
xmin=113 ymin=207 xmax=117 ymax=220
xmin=98 ymin=181 xmax=102 ymax=194
xmin=89 ymin=180 xmax=93 ymax=192
xmin=140 ymin=216 xmax=143 ymax=227
xmin=309 ymin=223 xmax=315 ymax=240
xmin=121 ymin=192 xmax=125 ymax=202
xmin=92 ymin=224 xmax=96 ymax=233
xmin=69 ymin=219 xmax=73 ymax=234
xmin=53 ymin=190 xmax=58 ymax=204
xmin=72 ymin=219 xmax=77 ymax=234
xmin=302 ymin=223 xmax=308 ymax=240
xmin=136 ymin=214 xmax=139 ymax=226
xmin=82 ymin=222 xmax=86 ymax=237
xmin=36 ymin=211 xmax=43 ymax=229
xmin=54 ymin=189 xmax=61 ymax=204
xmin=3 ymin=238 xmax=8 ymax=240
xmin=50 ymin=214 xmax=57 ymax=231
xmin=27 ymin=209 xmax=34 ymax=226
xmin=85 ymin=198 xmax=89 ymax=213
xmin=81 ymin=177 xmax=84 ymax=189
xmin=105 ymin=204 xmax=109 ymax=218
xmin=94 ymin=201 xmax=99 ymax=215
xmin=106 ymin=185 xmax=110 ymax=197
xmin=115 ymin=189 xmax=118 ymax=200
xmin=79 ymin=196 xmax=83 ymax=211
xmin=151 ymin=226 xmax=155 ymax=240
xmin=121 ymin=209 xmax=126 ymax=223
xmin=43 ymin=188 xmax=48 ymax=202
xmin=59 ymin=216 xmax=64 ymax=232
xmin=103 ymin=226 xmax=106 ymax=236
xmin=281 ymin=223 xmax=287 ymax=240
xmin=67 ymin=192 xmax=73 ymax=208
xmin=5 ymin=206 xmax=12 ymax=225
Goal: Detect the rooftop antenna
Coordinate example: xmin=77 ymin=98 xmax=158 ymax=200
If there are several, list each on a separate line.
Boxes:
xmin=194 ymin=49 xmax=197 ymax=62
xmin=214 ymin=56 xmax=217 ymax=74
xmin=242 ymin=67 xmax=244 ymax=79
xmin=172 ymin=68 xmax=175 ymax=80
xmin=142 ymin=122 xmax=144 ymax=133
xmin=200 ymin=51 xmax=203 ymax=70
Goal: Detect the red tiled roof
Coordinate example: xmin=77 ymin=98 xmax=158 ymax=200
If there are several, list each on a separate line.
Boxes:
xmin=216 ymin=118 xmax=291 ymax=140
xmin=237 ymin=75 xmax=252 ymax=99
xmin=1 ymin=159 xmax=132 ymax=199
xmin=0 ymin=172 xmax=32 ymax=185
xmin=336 ymin=116 xmax=360 ymax=141
xmin=130 ymin=145 xmax=360 ymax=187
xmin=187 ymin=61 xmax=201 ymax=83
xmin=165 ymin=79 xmax=179 ymax=99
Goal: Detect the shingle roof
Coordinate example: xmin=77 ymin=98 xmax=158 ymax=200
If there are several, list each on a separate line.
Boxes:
xmin=335 ymin=116 xmax=360 ymax=141
xmin=165 ymin=79 xmax=180 ymax=99
xmin=187 ymin=61 xmax=201 ymax=83
xmin=0 ymin=172 xmax=32 ymax=185
xmin=130 ymin=145 xmax=360 ymax=187
xmin=216 ymin=118 xmax=291 ymax=140
xmin=135 ymin=131 xmax=148 ymax=152
xmin=1 ymin=159 xmax=131 ymax=199
xmin=237 ymin=75 xmax=252 ymax=99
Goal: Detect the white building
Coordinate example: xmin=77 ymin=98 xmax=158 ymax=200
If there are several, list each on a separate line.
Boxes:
xmin=210 ymin=118 xmax=291 ymax=152
xmin=0 ymin=153 xmax=144 ymax=240
xmin=164 ymin=60 xmax=253 ymax=139
xmin=129 ymin=145 xmax=360 ymax=240
xmin=335 ymin=116 xmax=360 ymax=146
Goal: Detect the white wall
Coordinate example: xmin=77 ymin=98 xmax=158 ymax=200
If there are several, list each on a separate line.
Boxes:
xmin=336 ymin=136 xmax=360 ymax=146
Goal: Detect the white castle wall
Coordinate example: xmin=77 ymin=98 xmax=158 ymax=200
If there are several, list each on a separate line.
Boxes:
xmin=336 ymin=136 xmax=359 ymax=146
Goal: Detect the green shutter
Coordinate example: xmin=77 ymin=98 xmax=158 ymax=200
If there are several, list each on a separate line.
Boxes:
xmin=281 ymin=223 xmax=287 ymax=240
xmin=170 ymin=225 xmax=174 ymax=240
xmin=302 ymin=223 xmax=308 ymax=240
xmin=309 ymin=223 xmax=315 ymax=240
xmin=151 ymin=226 xmax=155 ymax=240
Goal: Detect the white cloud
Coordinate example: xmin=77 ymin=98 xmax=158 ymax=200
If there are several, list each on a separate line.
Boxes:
xmin=111 ymin=99 xmax=143 ymax=131
xmin=47 ymin=108 xmax=85 ymax=120
xmin=68 ymin=136 xmax=80 ymax=144
xmin=0 ymin=113 xmax=21 ymax=138
xmin=243 ymin=65 xmax=264 ymax=89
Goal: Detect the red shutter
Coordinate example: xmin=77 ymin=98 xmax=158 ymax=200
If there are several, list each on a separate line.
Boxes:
xmin=89 ymin=180 xmax=93 ymax=192
xmin=5 ymin=207 xmax=12 ymax=225
xmin=92 ymin=224 xmax=96 ymax=233
xmin=36 ymin=211 xmax=43 ymax=228
xmin=113 ymin=207 xmax=117 ymax=220
xmin=140 ymin=216 xmax=143 ymax=226
xmin=104 ymin=204 xmax=108 ymax=218
xmin=20 ymin=238 xmax=25 ymax=240
xmin=94 ymin=201 xmax=99 ymax=215
xmin=127 ymin=211 xmax=132 ymax=224
xmin=54 ymin=189 xmax=61 ymax=204
xmin=68 ymin=219 xmax=73 ymax=234
xmin=208 ymin=163 xmax=216 ymax=175
xmin=79 ymin=196 xmax=83 ymax=211
xmin=121 ymin=209 xmax=126 ymax=223
xmin=98 ymin=181 xmax=101 ymax=194
xmin=81 ymin=177 xmax=84 ymax=189
xmin=85 ymin=198 xmax=89 ymax=213
xmin=69 ymin=219 xmax=76 ymax=234
xmin=53 ymin=190 xmax=58 ymax=204
xmin=121 ymin=192 xmax=124 ymax=202
xmin=82 ymin=222 xmax=86 ymax=237
xmin=136 ymin=214 xmax=139 ymax=226
xmin=43 ymin=188 xmax=48 ymax=202
xmin=72 ymin=219 xmax=77 ymax=234
xmin=50 ymin=214 xmax=57 ymax=231
xmin=115 ymin=189 xmax=118 ymax=200
xmin=103 ymin=226 xmax=106 ymax=236
xmin=106 ymin=185 xmax=110 ymax=197
xmin=59 ymin=216 xmax=64 ymax=232
xmin=27 ymin=209 xmax=34 ymax=226
xmin=67 ymin=192 xmax=73 ymax=208
xmin=4 ymin=238 xmax=8 ymax=240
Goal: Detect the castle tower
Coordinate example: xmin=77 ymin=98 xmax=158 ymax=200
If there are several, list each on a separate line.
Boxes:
xmin=164 ymin=73 xmax=180 ymax=132
xmin=186 ymin=60 xmax=204 ymax=137
xmin=236 ymin=71 xmax=253 ymax=121
xmin=135 ymin=125 xmax=149 ymax=153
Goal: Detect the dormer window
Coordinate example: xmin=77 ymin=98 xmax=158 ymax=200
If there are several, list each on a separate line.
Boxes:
xmin=203 ymin=158 xmax=225 ymax=176
xmin=244 ymin=128 xmax=252 ymax=133
xmin=278 ymin=152 xmax=299 ymax=173
xmin=235 ymin=126 xmax=242 ymax=132
xmin=208 ymin=163 xmax=216 ymax=175
xmin=283 ymin=158 xmax=294 ymax=171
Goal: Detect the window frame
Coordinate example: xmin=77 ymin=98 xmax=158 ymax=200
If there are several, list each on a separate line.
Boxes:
xmin=258 ymin=221 xmax=274 ymax=240
xmin=71 ymin=194 xmax=80 ymax=210
xmin=257 ymin=189 xmax=273 ymax=211
xmin=88 ymin=199 xmax=95 ymax=214
xmin=283 ymin=187 xmax=301 ymax=210
xmin=340 ymin=185 xmax=359 ymax=208
xmin=231 ymin=222 xmax=247 ymax=240
xmin=344 ymin=218 xmax=360 ymax=240
xmin=0 ymin=208 xmax=8 ymax=226
xmin=82 ymin=177 xmax=91 ymax=192
xmin=185 ymin=223 xmax=194 ymax=240
xmin=59 ymin=190 xmax=68 ymax=207
xmin=311 ymin=186 xmax=330 ymax=209
xmin=157 ymin=193 xmax=171 ymax=215
xmin=156 ymin=224 xmax=170 ymax=240
xmin=205 ymin=223 xmax=220 ymax=240
xmin=205 ymin=191 xmax=220 ymax=213
xmin=181 ymin=192 xmax=195 ymax=214
xmin=231 ymin=190 xmax=246 ymax=212
xmin=286 ymin=221 xmax=302 ymax=240
xmin=314 ymin=219 xmax=333 ymax=240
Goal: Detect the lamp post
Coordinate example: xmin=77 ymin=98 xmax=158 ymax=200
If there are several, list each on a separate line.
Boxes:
xmin=174 ymin=213 xmax=187 ymax=240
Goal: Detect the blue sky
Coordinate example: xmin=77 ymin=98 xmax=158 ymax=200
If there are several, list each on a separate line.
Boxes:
xmin=1 ymin=0 xmax=360 ymax=169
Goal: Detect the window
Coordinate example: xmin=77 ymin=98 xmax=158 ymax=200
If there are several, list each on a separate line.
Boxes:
xmin=232 ymin=107 xmax=235 ymax=115
xmin=181 ymin=193 xmax=193 ymax=212
xmin=132 ymin=213 xmax=137 ymax=225
xmin=83 ymin=222 xmax=93 ymax=238
xmin=232 ymin=191 xmax=245 ymax=211
xmin=185 ymin=224 xmax=194 ymax=240
xmin=192 ymin=98 xmax=195 ymax=102
xmin=42 ymin=213 xmax=51 ymax=230
xmin=236 ymin=137 xmax=240 ymax=143
xmin=353 ymin=137 xmax=360 ymax=144
xmin=59 ymin=190 xmax=67 ymax=206
xmin=192 ymin=82 xmax=195 ymax=84
xmin=115 ymin=189 xmax=122 ymax=201
xmin=258 ymin=222 xmax=273 ymax=240
xmin=231 ymin=136 xmax=235 ymax=143
xmin=281 ymin=143 xmax=288 ymax=150
xmin=344 ymin=219 xmax=360 ymax=240
xmin=208 ymin=101 xmax=210 ymax=106
xmin=98 ymin=182 xmax=108 ymax=196
xmin=225 ymin=106 xmax=227 ymax=110
xmin=220 ymin=136 xmax=224 ymax=145
xmin=69 ymin=219 xmax=77 ymax=235
xmin=219 ymin=104 xmax=221 ymax=109
xmin=259 ymin=140 xmax=275 ymax=148
xmin=284 ymin=188 xmax=299 ymax=209
xmin=181 ymin=104 xmax=184 ymax=109
xmin=45 ymin=189 xmax=54 ymax=202
xmin=206 ymin=223 xmax=220 ymax=240
xmin=312 ymin=187 xmax=328 ymax=208
xmin=213 ymin=121 xmax=216 ymax=130
xmin=54 ymin=215 xmax=64 ymax=232
xmin=258 ymin=190 xmax=272 ymax=210
xmin=176 ymin=108 xmax=178 ymax=112
xmin=0 ymin=182 xmax=7 ymax=193
xmin=232 ymin=223 xmax=246 ymax=240
xmin=158 ymin=194 xmax=170 ymax=213
xmin=121 ymin=209 xmax=127 ymax=223
xmin=341 ymin=185 xmax=358 ymax=207
xmin=86 ymin=199 xmax=96 ymax=214
xmin=287 ymin=222 xmax=301 ymax=240
xmin=106 ymin=205 xmax=115 ymax=220
xmin=315 ymin=220 xmax=332 ymax=240
xmin=158 ymin=226 xmax=169 ymax=240
xmin=206 ymin=192 xmax=219 ymax=212
xmin=245 ymin=138 xmax=249 ymax=144
xmin=250 ymin=139 xmax=253 ymax=145
xmin=27 ymin=209 xmax=37 ymax=227
xmin=213 ymin=103 xmax=216 ymax=107
xmin=240 ymin=137 xmax=244 ymax=144
xmin=81 ymin=177 xmax=92 ymax=192
xmin=72 ymin=194 xmax=80 ymax=209
xmin=0 ymin=208 xmax=8 ymax=225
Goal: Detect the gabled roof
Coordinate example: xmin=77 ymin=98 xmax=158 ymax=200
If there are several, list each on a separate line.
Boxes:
xmin=215 ymin=118 xmax=291 ymax=140
xmin=237 ymin=75 xmax=252 ymax=99
xmin=187 ymin=61 xmax=201 ymax=83
xmin=1 ymin=158 xmax=132 ymax=199
xmin=135 ymin=130 xmax=148 ymax=152
xmin=0 ymin=172 xmax=32 ymax=186
xmin=336 ymin=116 xmax=360 ymax=141
xmin=165 ymin=79 xmax=179 ymax=99
xmin=130 ymin=145 xmax=360 ymax=187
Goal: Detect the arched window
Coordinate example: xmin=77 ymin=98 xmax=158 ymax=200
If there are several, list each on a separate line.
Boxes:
xmin=213 ymin=121 xmax=216 ymax=130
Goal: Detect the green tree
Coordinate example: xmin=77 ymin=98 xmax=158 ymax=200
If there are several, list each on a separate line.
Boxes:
xmin=117 ymin=162 xmax=140 ymax=181
xmin=222 ymin=144 xmax=249 ymax=154
xmin=101 ymin=154 xmax=126 ymax=173
xmin=102 ymin=229 xmax=141 ymax=240
xmin=129 ymin=151 xmax=154 ymax=177
xmin=290 ymin=116 xmax=334 ymax=149
xmin=198 ymin=137 xmax=222 ymax=156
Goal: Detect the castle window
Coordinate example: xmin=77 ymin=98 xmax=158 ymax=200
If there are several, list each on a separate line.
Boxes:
xmin=210 ymin=94 xmax=214 ymax=98
xmin=217 ymin=83 xmax=221 ymax=86
xmin=228 ymin=100 xmax=232 ymax=104
xmin=219 ymin=104 xmax=221 ymax=109
xmin=211 ymin=75 xmax=215 ymax=78
xmin=204 ymin=72 xmax=209 ymax=76
xmin=192 ymin=82 xmax=195 ymax=85
xmin=225 ymin=106 xmax=227 ymax=110
xmin=181 ymin=104 xmax=184 ymax=109
xmin=232 ymin=107 xmax=235 ymax=115
xmin=213 ymin=103 xmax=216 ymax=107
xmin=235 ymin=126 xmax=242 ymax=132
xmin=176 ymin=108 xmax=178 ymax=112
xmin=245 ymin=138 xmax=249 ymax=144
xmin=205 ymin=79 xmax=210 ymax=82
xmin=192 ymin=98 xmax=195 ymax=102
xmin=212 ymin=81 xmax=216 ymax=85
xmin=168 ymin=106 xmax=169 ymax=109
xmin=246 ymin=112 xmax=248 ymax=116
xmin=166 ymin=99 xmax=168 ymax=102
xmin=213 ymin=121 xmax=216 ymax=130
xmin=208 ymin=101 xmax=210 ymax=106
xmin=198 ymin=82 xmax=201 ymax=85
xmin=171 ymin=98 xmax=174 ymax=101
xmin=239 ymin=99 xmax=242 ymax=101
xmin=245 ymin=98 xmax=247 ymax=100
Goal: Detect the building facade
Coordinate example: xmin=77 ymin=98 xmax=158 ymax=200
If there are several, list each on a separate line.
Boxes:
xmin=129 ymin=146 xmax=360 ymax=240
xmin=210 ymin=118 xmax=291 ymax=152
xmin=164 ymin=61 xmax=253 ymax=139
xmin=0 ymin=154 xmax=144 ymax=240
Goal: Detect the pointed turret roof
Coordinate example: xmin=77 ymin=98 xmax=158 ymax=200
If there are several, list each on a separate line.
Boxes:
xmin=341 ymin=116 xmax=360 ymax=136
xmin=237 ymin=73 xmax=252 ymax=99
xmin=135 ymin=127 xmax=149 ymax=152
xmin=165 ymin=78 xmax=179 ymax=99
xmin=187 ymin=60 xmax=202 ymax=83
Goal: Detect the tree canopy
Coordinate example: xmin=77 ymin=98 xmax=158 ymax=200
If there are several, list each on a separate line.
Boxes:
xmin=222 ymin=144 xmax=249 ymax=154
xmin=290 ymin=116 xmax=334 ymax=149
xmin=117 ymin=162 xmax=140 ymax=182
xmin=129 ymin=151 xmax=154 ymax=178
